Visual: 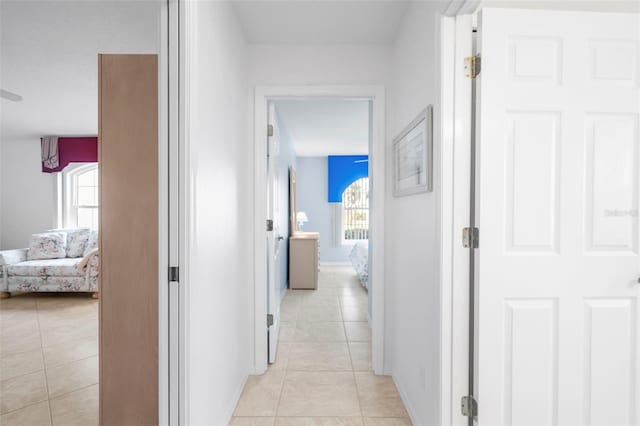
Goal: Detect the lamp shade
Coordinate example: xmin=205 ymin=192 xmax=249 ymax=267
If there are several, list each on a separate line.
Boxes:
xmin=296 ymin=211 xmax=308 ymax=223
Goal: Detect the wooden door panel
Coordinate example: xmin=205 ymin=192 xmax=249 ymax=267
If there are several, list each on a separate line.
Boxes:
xmin=99 ymin=54 xmax=158 ymax=425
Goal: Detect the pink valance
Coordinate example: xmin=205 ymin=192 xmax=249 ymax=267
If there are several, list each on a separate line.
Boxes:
xmin=41 ymin=137 xmax=98 ymax=173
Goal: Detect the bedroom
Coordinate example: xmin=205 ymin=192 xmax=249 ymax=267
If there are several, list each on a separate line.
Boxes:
xmin=0 ymin=2 xmax=161 ymax=424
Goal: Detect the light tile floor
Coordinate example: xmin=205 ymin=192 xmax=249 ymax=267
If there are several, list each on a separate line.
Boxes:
xmin=231 ymin=266 xmax=412 ymax=426
xmin=0 ymin=293 xmax=98 ymax=426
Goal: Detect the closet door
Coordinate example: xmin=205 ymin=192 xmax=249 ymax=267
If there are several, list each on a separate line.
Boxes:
xmin=98 ymin=54 xmax=158 ymax=425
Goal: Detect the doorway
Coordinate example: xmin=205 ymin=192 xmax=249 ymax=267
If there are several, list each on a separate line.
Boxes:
xmin=252 ymin=86 xmax=386 ymax=376
xmin=443 ymin=7 xmax=640 ymax=426
xmin=0 ymin=2 xmax=169 ymax=425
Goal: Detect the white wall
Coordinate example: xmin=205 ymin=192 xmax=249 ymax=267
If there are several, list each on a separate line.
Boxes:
xmin=248 ymin=44 xmax=391 ymax=86
xmin=184 ymin=2 xmax=251 ymax=425
xmin=385 ymin=2 xmax=446 ymax=425
xmin=0 ymin=137 xmax=58 ymax=249
xmin=296 ymin=157 xmax=350 ymax=263
xmin=0 ymin=1 xmax=160 ymax=249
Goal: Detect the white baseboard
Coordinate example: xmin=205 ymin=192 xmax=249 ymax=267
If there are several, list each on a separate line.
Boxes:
xmin=319 ymin=261 xmax=351 ymax=266
xmin=222 ymin=373 xmax=248 ymax=426
xmin=393 ymin=374 xmax=420 ymax=426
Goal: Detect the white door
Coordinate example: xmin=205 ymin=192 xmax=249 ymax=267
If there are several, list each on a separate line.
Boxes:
xmin=476 ymin=9 xmax=640 ymax=426
xmin=267 ymin=102 xmax=282 ymax=363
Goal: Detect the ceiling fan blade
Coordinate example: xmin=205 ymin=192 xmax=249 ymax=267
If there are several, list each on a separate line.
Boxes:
xmin=0 ymin=89 xmax=23 ymax=102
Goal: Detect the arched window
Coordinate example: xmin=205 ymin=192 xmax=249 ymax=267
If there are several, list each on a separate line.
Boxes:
xmin=61 ymin=163 xmax=99 ymax=229
xmin=342 ymin=177 xmax=369 ymax=241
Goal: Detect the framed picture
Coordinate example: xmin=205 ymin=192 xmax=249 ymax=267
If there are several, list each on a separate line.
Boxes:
xmin=393 ymin=105 xmax=433 ymax=197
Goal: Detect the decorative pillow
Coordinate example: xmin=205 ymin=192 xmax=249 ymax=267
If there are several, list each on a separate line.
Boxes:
xmin=83 ymin=230 xmax=99 ymax=257
xmin=47 ymin=228 xmax=91 ymax=258
xmin=28 ymin=232 xmax=67 ymax=260
xmin=65 ymin=229 xmax=90 ymax=258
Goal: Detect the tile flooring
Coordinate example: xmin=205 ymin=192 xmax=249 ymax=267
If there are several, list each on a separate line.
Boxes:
xmin=231 ymin=266 xmax=412 ymax=426
xmin=0 ymin=293 xmax=98 ymax=426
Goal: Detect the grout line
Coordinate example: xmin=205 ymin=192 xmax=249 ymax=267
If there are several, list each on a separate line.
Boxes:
xmin=337 ymin=271 xmax=366 ymax=421
xmin=48 ymin=382 xmax=98 ymax=403
xmin=0 ymin=397 xmax=49 ymax=417
xmin=0 ymin=294 xmax=99 ymax=425
xmin=33 ymin=295 xmax=55 ymax=426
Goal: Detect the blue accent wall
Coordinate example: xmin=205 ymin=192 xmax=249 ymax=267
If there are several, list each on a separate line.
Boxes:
xmin=327 ymin=155 xmax=368 ymax=202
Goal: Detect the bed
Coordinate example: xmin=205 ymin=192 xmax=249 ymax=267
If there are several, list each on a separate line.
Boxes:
xmin=348 ymin=241 xmax=369 ymax=289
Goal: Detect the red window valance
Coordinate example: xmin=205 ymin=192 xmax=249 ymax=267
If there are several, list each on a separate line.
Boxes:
xmin=41 ymin=137 xmax=98 ymax=173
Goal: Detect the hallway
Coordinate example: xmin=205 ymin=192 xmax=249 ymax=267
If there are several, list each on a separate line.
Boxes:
xmin=230 ymin=266 xmax=411 ymax=425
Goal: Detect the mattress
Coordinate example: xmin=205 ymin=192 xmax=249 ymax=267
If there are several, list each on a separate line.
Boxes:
xmin=348 ymin=241 xmax=369 ymax=289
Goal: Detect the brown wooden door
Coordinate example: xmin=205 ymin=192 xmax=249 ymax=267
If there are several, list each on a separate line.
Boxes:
xmin=98 ymin=54 xmax=158 ymax=425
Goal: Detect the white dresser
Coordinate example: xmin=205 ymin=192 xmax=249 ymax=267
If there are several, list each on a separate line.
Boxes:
xmin=289 ymin=232 xmax=319 ymax=289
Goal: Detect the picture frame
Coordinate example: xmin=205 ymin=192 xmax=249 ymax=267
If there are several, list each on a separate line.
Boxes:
xmin=392 ymin=105 xmax=433 ymax=197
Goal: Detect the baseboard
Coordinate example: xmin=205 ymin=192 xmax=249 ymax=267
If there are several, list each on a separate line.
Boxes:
xmin=280 ymin=286 xmax=288 ymax=302
xmin=319 ymin=261 xmax=351 ymax=266
xmin=393 ymin=374 xmax=420 ymax=426
xmin=222 ymin=373 xmax=248 ymax=425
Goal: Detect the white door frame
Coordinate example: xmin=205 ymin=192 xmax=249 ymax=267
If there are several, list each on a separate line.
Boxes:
xmin=159 ymin=0 xmax=174 ymax=423
xmin=439 ymin=13 xmax=475 ymax=426
xmin=252 ymin=85 xmax=386 ymax=375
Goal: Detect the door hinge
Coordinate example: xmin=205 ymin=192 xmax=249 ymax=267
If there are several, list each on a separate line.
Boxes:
xmin=462 ymin=227 xmax=479 ymax=248
xmin=169 ymin=266 xmax=179 ymax=282
xmin=465 ymin=54 xmax=481 ymax=79
xmin=267 ymin=314 xmax=274 ymax=327
xmin=267 ymin=124 xmax=274 ymax=137
xmin=267 ymin=219 xmax=274 ymax=232
xmin=461 ymin=395 xmax=478 ymax=418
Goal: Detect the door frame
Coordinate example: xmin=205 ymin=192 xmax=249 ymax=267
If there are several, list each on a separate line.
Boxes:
xmin=439 ymin=13 xmax=475 ymax=426
xmin=252 ymin=85 xmax=386 ymax=375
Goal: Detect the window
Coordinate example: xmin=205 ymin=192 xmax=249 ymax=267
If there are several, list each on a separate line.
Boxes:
xmin=60 ymin=164 xmax=99 ymax=229
xmin=342 ymin=177 xmax=369 ymax=241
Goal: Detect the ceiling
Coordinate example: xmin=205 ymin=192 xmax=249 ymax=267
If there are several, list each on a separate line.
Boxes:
xmin=274 ymin=100 xmax=370 ymax=157
xmin=231 ymin=0 xmax=411 ymax=44
xmin=0 ymin=1 xmax=160 ymax=140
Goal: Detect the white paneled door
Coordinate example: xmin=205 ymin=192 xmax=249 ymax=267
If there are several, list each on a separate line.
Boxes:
xmin=476 ymin=9 xmax=640 ymax=426
xmin=267 ymin=102 xmax=282 ymax=364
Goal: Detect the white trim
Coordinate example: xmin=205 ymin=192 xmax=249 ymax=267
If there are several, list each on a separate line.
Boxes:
xmin=440 ymin=13 xmax=475 ymax=426
xmin=439 ymin=16 xmax=456 ymax=426
xmin=178 ymin=0 xmax=191 ymax=424
xmin=158 ymin=0 xmax=179 ymax=425
xmin=253 ymin=85 xmax=386 ymax=375
xmin=60 ymin=163 xmax=98 ymax=229
xmin=222 ymin=376 xmax=248 ymax=426
xmin=394 ymin=375 xmax=420 ymax=426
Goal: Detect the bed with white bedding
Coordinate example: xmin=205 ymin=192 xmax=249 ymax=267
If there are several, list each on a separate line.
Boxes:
xmin=348 ymin=241 xmax=369 ymax=289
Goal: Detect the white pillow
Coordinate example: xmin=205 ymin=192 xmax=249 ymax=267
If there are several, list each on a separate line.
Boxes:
xmin=65 ymin=229 xmax=90 ymax=258
xmin=48 ymin=228 xmax=90 ymax=258
xmin=83 ymin=230 xmax=99 ymax=257
xmin=28 ymin=232 xmax=67 ymax=260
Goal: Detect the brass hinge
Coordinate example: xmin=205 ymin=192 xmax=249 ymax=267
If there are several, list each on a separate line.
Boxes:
xmin=465 ymin=55 xmax=481 ymax=79
xmin=461 ymin=395 xmax=478 ymax=417
xmin=463 ymin=227 xmax=479 ymax=248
